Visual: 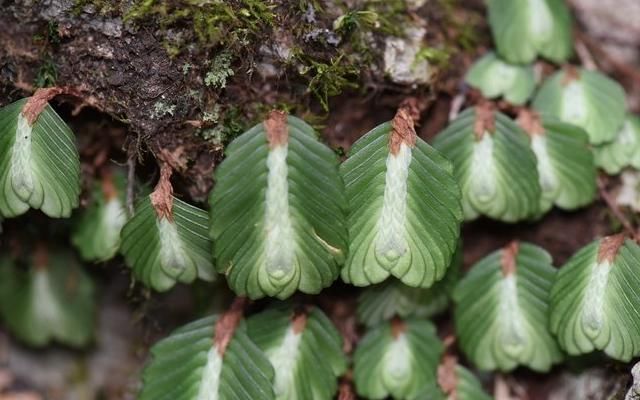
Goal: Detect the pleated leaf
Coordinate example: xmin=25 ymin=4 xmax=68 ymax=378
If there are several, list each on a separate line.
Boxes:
xmin=353 ymin=318 xmax=444 ymax=400
xmin=120 ymin=196 xmax=215 ymax=291
xmin=549 ymin=235 xmax=640 ymax=361
xmin=357 ymin=243 xmax=461 ymax=327
xmin=210 ymin=111 xmax=348 ymax=299
xmin=593 ymin=115 xmax=640 ymax=175
xmin=532 ymin=67 xmax=626 ymax=144
xmin=341 ymin=108 xmax=462 ymax=288
xmin=139 ymin=315 xmax=275 ymax=400
xmin=433 ymin=106 xmax=541 ymax=222
xmin=517 ymin=111 xmax=596 ymax=213
xmin=0 ymin=97 xmax=80 ymax=218
xmin=72 ymin=168 xmax=128 ymax=261
xmin=488 ymin=0 xmax=572 ymax=64
xmin=247 ymin=305 xmax=346 ymax=400
xmin=453 ymin=242 xmax=562 ymax=372
xmin=465 ymin=52 xmax=536 ymax=105
xmin=0 ymin=250 xmax=95 ymax=347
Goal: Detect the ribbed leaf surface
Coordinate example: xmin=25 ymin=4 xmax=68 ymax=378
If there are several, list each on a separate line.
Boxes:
xmin=357 ymin=244 xmax=461 ymax=327
xmin=549 ymin=236 xmax=640 ymax=361
xmin=210 ymin=113 xmax=347 ymax=299
xmin=353 ymin=318 xmax=443 ymax=400
xmin=340 ymin=113 xmax=462 ymax=288
xmin=488 ymin=0 xmax=572 ymax=63
xmin=454 ymin=242 xmax=562 ymax=372
xmin=520 ymin=114 xmax=596 ymax=213
xmin=433 ymin=107 xmax=540 ymax=222
xmin=139 ymin=316 xmax=275 ymax=400
xmin=247 ymin=305 xmax=346 ymax=400
xmin=594 ymin=115 xmax=640 ymax=175
xmin=414 ymin=360 xmax=493 ymax=400
xmin=0 ymin=251 xmax=95 ymax=347
xmin=465 ymin=52 xmax=535 ymax=105
xmin=120 ymin=196 xmax=215 ymax=291
xmin=0 ymin=98 xmax=80 ymax=218
xmin=72 ymin=168 xmax=128 ymax=261
xmin=532 ymin=68 xmax=626 ymax=144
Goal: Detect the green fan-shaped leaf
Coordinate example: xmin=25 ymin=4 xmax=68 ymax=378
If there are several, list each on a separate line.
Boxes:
xmin=72 ymin=168 xmax=128 ymax=261
xmin=593 ymin=115 xmax=640 ymax=175
xmin=465 ymin=52 xmax=536 ymax=105
xmin=0 ymin=97 xmax=80 ymax=218
xmin=433 ymin=106 xmax=541 ymax=222
xmin=120 ymin=196 xmax=215 ymax=292
xmin=139 ymin=314 xmax=275 ymax=400
xmin=517 ymin=111 xmax=596 ymax=213
xmin=247 ymin=305 xmax=346 ymax=400
xmin=0 ymin=249 xmax=95 ymax=347
xmin=357 ymin=242 xmax=461 ymax=327
xmin=454 ymin=242 xmax=562 ymax=372
xmin=532 ymin=67 xmax=626 ymax=144
xmin=488 ymin=0 xmax=572 ymax=64
xmin=549 ymin=235 xmax=640 ymax=361
xmin=340 ymin=109 xmax=462 ymax=288
xmin=210 ymin=111 xmax=347 ymax=299
xmin=353 ymin=318 xmax=444 ymax=400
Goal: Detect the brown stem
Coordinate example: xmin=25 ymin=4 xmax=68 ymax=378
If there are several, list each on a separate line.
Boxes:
xmin=500 ymin=241 xmax=520 ymax=276
xmin=214 ymin=297 xmax=249 ymax=356
xmin=597 ymin=176 xmax=638 ymax=241
xmin=21 ymin=86 xmax=84 ymax=125
xmin=149 ymin=163 xmax=174 ymax=221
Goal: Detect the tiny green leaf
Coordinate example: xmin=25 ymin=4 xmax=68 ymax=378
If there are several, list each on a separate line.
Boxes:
xmin=247 ymin=305 xmax=346 ymax=400
xmin=341 ymin=107 xmax=462 ymax=288
xmin=120 ymin=166 xmax=215 ymax=291
xmin=353 ymin=318 xmax=444 ymax=400
xmin=532 ymin=67 xmax=626 ymax=144
xmin=139 ymin=301 xmax=275 ymax=400
xmin=454 ymin=242 xmax=562 ymax=372
xmin=465 ymin=52 xmax=536 ymax=105
xmin=357 ymin=242 xmax=462 ymax=327
xmin=210 ymin=111 xmax=348 ymax=300
xmin=593 ymin=115 xmax=640 ymax=175
xmin=72 ymin=168 xmax=128 ymax=261
xmin=517 ymin=110 xmax=596 ymax=213
xmin=0 ymin=93 xmax=80 ymax=218
xmin=488 ymin=0 xmax=573 ymax=64
xmin=433 ymin=105 xmax=541 ymax=222
xmin=0 ymin=247 xmax=95 ymax=347
xmin=549 ymin=235 xmax=640 ymax=361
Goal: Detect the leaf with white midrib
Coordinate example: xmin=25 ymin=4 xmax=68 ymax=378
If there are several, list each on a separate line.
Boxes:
xmin=549 ymin=235 xmax=640 ymax=361
xmin=453 ymin=242 xmax=562 ymax=372
xmin=120 ymin=192 xmax=215 ymax=292
xmin=340 ymin=108 xmax=462 ymax=288
xmin=247 ymin=305 xmax=346 ymax=400
xmin=465 ymin=52 xmax=536 ymax=105
xmin=0 ymin=97 xmax=80 ymax=218
xmin=0 ymin=249 xmax=95 ymax=347
xmin=594 ymin=115 xmax=640 ymax=175
xmin=139 ymin=314 xmax=275 ymax=400
xmin=210 ymin=111 xmax=347 ymax=300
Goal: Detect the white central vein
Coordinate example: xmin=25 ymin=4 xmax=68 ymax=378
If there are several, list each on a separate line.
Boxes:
xmin=561 ymin=81 xmax=588 ymax=127
xmin=11 ymin=114 xmax=35 ymax=200
xmin=264 ymin=145 xmax=295 ymax=278
xmin=498 ymin=275 xmax=527 ymax=356
xmin=470 ymin=134 xmax=497 ymax=203
xmin=196 ymin=346 xmax=223 ymax=400
xmin=375 ymin=143 xmax=412 ymax=264
xmin=531 ymin=135 xmax=558 ymax=194
xmin=528 ymin=0 xmax=554 ymax=43
xmin=582 ymin=261 xmax=611 ymax=338
xmin=265 ymin=327 xmax=302 ymax=398
xmin=157 ymin=218 xmax=189 ymax=275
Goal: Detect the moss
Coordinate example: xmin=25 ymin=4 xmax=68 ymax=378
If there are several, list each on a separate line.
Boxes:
xmin=298 ymin=54 xmax=358 ymax=112
xmin=204 ymin=52 xmax=235 ymax=88
xmin=151 ymin=101 xmax=177 ymax=119
xmin=34 ymin=56 xmax=58 ymax=88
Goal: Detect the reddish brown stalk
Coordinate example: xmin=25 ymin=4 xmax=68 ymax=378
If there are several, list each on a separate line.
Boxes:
xmin=264 ymin=110 xmax=288 ymax=148
xmin=390 ymin=317 xmax=407 ymax=339
xmin=292 ymin=311 xmax=308 ymax=334
xmin=21 ymin=87 xmax=65 ymax=125
xmin=33 ymin=242 xmax=49 ymax=271
xmin=597 ymin=234 xmax=626 ymax=263
xmin=437 ymin=355 xmax=458 ymax=400
xmin=561 ymin=65 xmax=581 ymax=86
xmin=149 ymin=163 xmax=174 ymax=221
xmin=516 ymin=109 xmax=545 ymax=136
xmin=473 ymin=102 xmax=496 ymax=139
xmin=389 ymin=107 xmax=417 ymax=155
xmin=214 ymin=297 xmax=249 ymax=356
xmin=501 ymin=241 xmax=520 ymax=276
xmin=101 ymin=168 xmax=118 ymax=201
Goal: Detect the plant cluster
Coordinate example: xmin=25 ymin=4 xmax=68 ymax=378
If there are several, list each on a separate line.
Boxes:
xmin=2 ymin=0 xmax=640 ymax=399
